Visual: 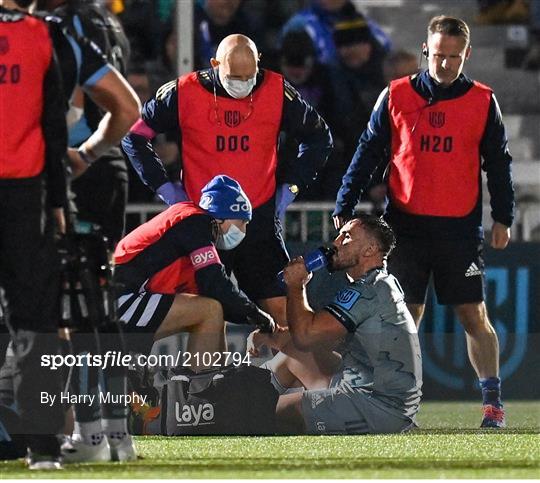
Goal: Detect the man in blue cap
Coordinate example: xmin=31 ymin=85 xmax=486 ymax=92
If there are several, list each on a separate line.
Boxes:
xmin=61 ymin=175 xmax=275 ymax=462
xmin=113 ymin=174 xmax=275 ymax=342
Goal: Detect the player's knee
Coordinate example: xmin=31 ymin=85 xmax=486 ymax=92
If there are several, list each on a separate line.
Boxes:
xmin=454 ymin=303 xmax=491 ymax=334
xmin=198 ymin=298 xmax=224 ymax=330
xmin=205 ymin=298 xmax=224 ymax=320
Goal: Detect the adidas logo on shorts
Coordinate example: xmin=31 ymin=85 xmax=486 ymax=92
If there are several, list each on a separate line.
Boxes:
xmin=465 ymin=262 xmax=482 ymax=277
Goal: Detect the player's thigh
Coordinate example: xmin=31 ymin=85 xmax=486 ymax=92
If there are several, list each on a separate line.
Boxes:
xmin=302 ymin=384 xmax=413 ymax=435
xmin=117 ymin=292 xmax=223 ymax=349
xmin=387 ymin=236 xmax=431 ymax=304
xmin=432 ymin=238 xmax=485 ymax=305
xmin=301 ymin=385 xmax=370 ymax=435
xmin=157 ymin=293 xmax=224 ymax=339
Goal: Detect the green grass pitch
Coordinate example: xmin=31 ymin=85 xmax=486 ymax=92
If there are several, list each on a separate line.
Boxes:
xmin=1 ymin=401 xmax=538 ymax=479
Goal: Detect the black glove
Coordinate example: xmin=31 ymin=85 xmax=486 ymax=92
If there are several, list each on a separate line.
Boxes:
xmin=247 ymin=309 xmax=276 ymax=334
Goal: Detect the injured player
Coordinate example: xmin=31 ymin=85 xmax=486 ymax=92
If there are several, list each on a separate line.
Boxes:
xmin=247 ymin=214 xmax=423 ymax=434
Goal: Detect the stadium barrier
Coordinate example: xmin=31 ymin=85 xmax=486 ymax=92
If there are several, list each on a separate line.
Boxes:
xmin=126 ymin=201 xmax=540 ymax=242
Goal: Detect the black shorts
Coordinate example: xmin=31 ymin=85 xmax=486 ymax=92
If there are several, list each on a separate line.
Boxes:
xmin=117 ymin=292 xmax=174 ymax=333
xmin=219 ymin=212 xmax=289 ymax=301
xmin=388 ymin=236 xmax=485 ymax=305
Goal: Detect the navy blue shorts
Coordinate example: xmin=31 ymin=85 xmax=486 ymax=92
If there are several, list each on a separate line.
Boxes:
xmin=388 ymin=236 xmax=485 ymax=305
xmin=219 ymin=211 xmax=289 ymax=301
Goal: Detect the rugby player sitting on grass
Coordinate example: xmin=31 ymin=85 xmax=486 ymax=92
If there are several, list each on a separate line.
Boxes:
xmin=248 ymin=214 xmax=422 ymax=434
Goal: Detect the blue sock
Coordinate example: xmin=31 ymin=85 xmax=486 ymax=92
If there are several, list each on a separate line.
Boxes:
xmin=479 ymin=377 xmax=502 ymax=407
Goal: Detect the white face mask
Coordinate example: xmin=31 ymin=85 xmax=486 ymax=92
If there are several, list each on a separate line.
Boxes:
xmin=215 ymin=224 xmax=246 ymax=250
xmin=219 ymin=70 xmax=257 ymax=99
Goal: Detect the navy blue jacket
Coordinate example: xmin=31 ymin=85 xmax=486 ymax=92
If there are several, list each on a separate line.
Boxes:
xmin=334 ymin=70 xmax=515 ymax=239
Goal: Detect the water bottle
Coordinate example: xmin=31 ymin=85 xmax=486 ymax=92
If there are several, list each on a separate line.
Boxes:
xmin=277 ymin=246 xmax=336 ymax=283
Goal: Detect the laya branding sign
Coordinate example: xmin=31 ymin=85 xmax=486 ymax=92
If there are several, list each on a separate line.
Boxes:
xmin=175 ymin=402 xmax=215 ymax=426
xmin=190 ymin=246 xmax=220 ymax=270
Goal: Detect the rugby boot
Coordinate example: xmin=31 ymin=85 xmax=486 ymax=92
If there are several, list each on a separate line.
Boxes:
xmin=26 ymin=451 xmax=63 ymax=470
xmin=61 ymin=434 xmax=111 ymax=463
xmin=108 ymin=433 xmax=137 ymax=462
xmin=480 ymin=404 xmax=506 ymax=428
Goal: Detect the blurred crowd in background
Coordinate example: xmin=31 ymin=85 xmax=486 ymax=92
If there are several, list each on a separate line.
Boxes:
xmin=103 ymin=0 xmax=540 ymax=208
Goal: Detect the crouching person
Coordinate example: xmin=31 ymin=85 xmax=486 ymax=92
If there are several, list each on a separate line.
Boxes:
xmin=249 ymin=214 xmax=422 ymax=434
xmin=114 ymin=174 xmax=276 ymax=362
xmin=62 ymin=175 xmax=275 ymax=461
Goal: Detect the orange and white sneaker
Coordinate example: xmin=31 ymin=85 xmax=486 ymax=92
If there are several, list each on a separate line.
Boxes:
xmin=480 ymin=404 xmax=506 ymax=428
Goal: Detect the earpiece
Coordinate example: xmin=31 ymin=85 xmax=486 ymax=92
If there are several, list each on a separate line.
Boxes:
xmin=422 ymin=47 xmax=429 ymax=59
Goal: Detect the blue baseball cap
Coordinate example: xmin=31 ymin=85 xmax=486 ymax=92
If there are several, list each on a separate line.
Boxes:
xmin=199 ymin=175 xmax=252 ymax=221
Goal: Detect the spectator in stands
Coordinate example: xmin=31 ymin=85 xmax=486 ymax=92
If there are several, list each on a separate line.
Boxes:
xmin=476 ymin=0 xmax=529 ymax=24
xmin=383 ymin=49 xmax=419 ymax=83
xmin=279 ymin=30 xmax=333 ymax=117
xmin=195 ymin=0 xmax=256 ymax=70
xmin=523 ymin=0 xmax=540 ymax=69
xmin=240 ymin=0 xmax=305 ymax=70
xmin=333 ymin=16 xmax=515 ymax=429
xmin=278 ymin=30 xmax=334 ymax=201
xmin=323 ymin=15 xmax=386 ymax=202
xmin=117 ymin=0 xmax=160 ymax=62
xmin=282 ymin=0 xmax=391 ymax=66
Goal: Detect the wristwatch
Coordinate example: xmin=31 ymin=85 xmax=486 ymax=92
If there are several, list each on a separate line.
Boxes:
xmin=288 ymin=184 xmax=299 ymax=195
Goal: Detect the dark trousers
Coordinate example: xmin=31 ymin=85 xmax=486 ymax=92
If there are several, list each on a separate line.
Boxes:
xmin=0 ymin=178 xmax=63 ymax=454
xmin=71 ymin=149 xmax=128 ymax=247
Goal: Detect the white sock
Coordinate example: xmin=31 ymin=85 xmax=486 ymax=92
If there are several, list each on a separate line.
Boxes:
xmin=73 ymin=420 xmax=104 ymax=446
xmin=103 ymin=418 xmax=128 ymax=443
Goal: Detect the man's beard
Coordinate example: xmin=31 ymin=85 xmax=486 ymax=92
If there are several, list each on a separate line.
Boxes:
xmin=329 ymin=252 xmax=358 ymax=272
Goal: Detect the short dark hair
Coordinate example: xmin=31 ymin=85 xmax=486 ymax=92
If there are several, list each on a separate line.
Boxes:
xmin=427 ymin=15 xmax=470 ymax=47
xmin=354 ymin=213 xmax=396 ymax=257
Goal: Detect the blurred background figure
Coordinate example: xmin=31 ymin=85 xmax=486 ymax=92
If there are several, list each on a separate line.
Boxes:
xmin=278 ymin=29 xmax=334 ymax=202
xmin=383 ymin=49 xmax=419 ymax=83
xmin=117 ymin=0 xmax=160 ymax=62
xmin=282 ymin=0 xmax=391 ymax=66
xmin=195 ymin=0 xmax=255 ymax=69
xmin=315 ymin=14 xmax=387 ymax=202
xmin=279 ymin=29 xmax=333 ymax=116
xmin=523 ymin=0 xmax=540 ymax=69
xmin=475 ymin=0 xmax=529 ymax=24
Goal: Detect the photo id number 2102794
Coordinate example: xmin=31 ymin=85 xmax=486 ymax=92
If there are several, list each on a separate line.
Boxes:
xmin=181 ymin=351 xmax=251 ymax=367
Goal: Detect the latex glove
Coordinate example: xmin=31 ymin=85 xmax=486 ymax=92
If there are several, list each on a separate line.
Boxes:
xmin=275 ymin=183 xmax=297 ymax=221
xmin=156 ymin=181 xmax=188 ymax=205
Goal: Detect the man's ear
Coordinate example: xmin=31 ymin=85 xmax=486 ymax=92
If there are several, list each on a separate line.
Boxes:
xmin=210 ymin=58 xmax=219 ymax=68
xmin=465 ymin=45 xmax=472 ymax=61
xmin=363 ymin=243 xmax=378 ymax=257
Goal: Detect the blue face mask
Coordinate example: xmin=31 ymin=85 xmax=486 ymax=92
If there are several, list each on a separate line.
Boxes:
xmin=216 ymin=224 xmax=246 ymax=250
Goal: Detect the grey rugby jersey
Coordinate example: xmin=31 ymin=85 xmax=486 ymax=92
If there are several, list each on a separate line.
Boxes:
xmin=325 ymin=267 xmax=422 ymax=417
